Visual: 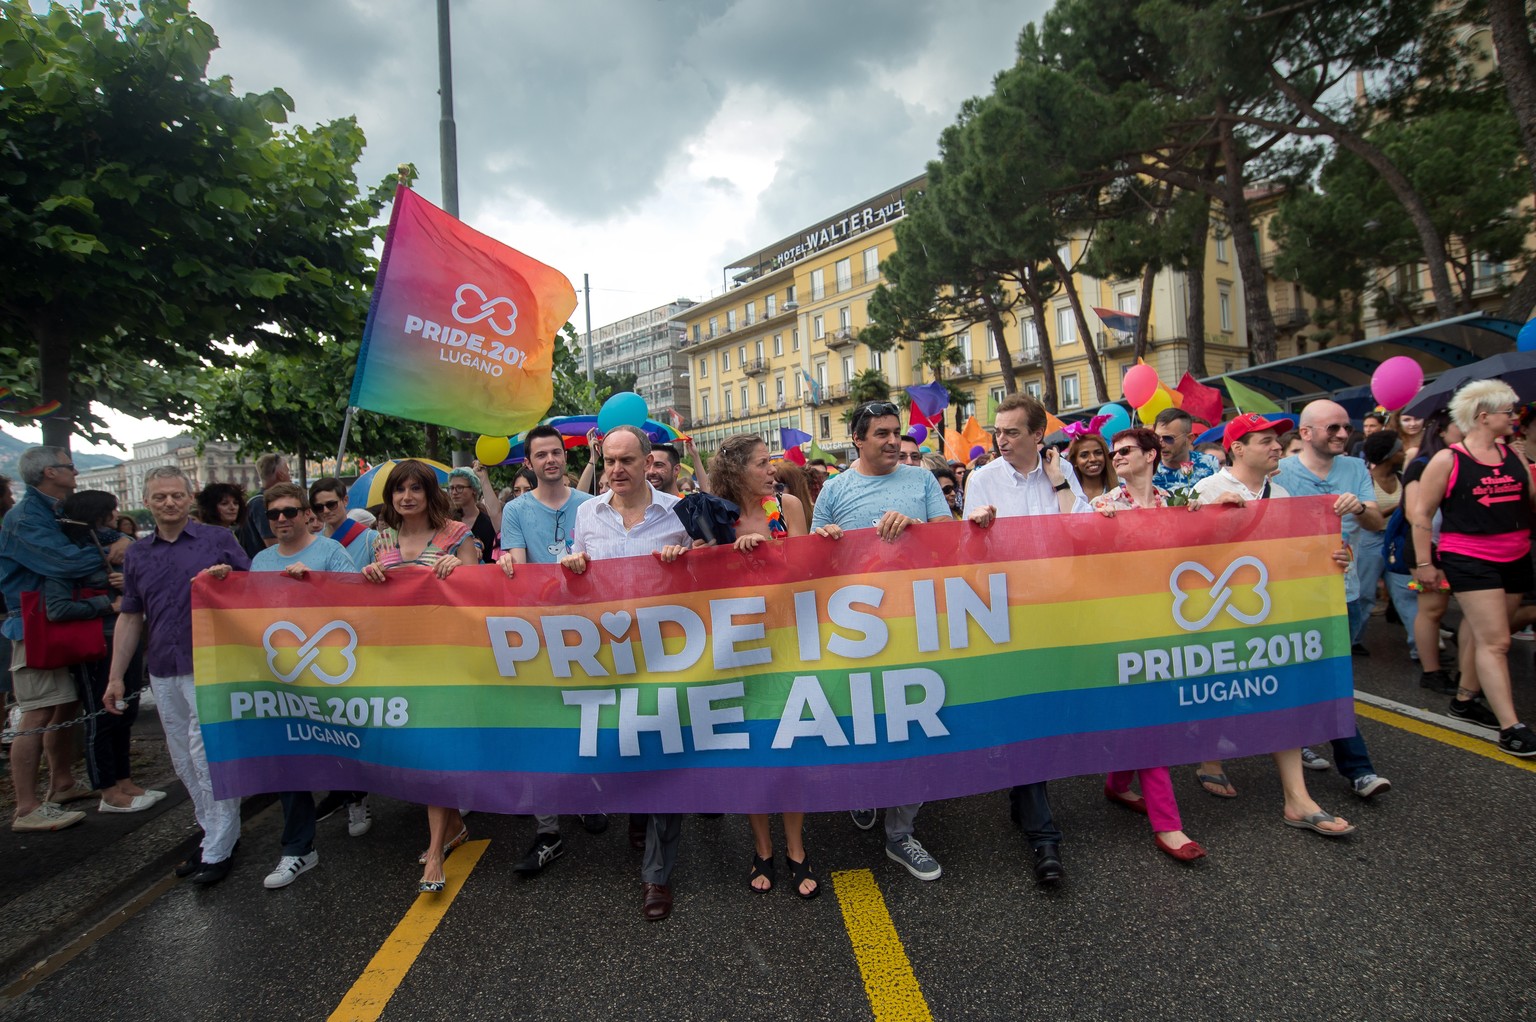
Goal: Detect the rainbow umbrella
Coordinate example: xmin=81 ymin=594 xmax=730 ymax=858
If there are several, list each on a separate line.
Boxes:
xmin=347 ymin=458 xmax=453 ymax=511
xmin=485 ymin=416 xmax=687 ymax=465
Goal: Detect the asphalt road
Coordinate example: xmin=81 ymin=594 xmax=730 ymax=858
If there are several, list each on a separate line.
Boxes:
xmin=2 ymin=611 xmax=1533 ymax=1022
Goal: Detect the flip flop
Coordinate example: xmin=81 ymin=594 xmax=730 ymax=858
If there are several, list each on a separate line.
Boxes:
xmin=1195 ymin=771 xmax=1238 ymax=798
xmin=1283 ymin=811 xmax=1356 ymax=837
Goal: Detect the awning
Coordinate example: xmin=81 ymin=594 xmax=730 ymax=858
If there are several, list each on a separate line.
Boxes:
xmin=1209 ymin=312 xmax=1523 ymax=416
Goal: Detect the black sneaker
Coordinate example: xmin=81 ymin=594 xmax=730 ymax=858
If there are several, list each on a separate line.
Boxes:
xmin=1498 ymin=724 xmax=1536 ymax=758
xmin=173 ymin=850 xmax=204 ymax=879
xmin=1448 ymin=696 xmax=1499 ymax=730
xmin=1419 ymin=669 xmax=1458 ymax=695
xmin=579 ymin=813 xmax=609 ymax=834
xmin=190 ymin=858 xmax=233 ymax=886
xmin=512 ymin=833 xmax=564 ymax=875
xmin=314 ymin=791 xmax=348 ymax=822
xmin=1351 ymin=643 xmax=1370 ymax=657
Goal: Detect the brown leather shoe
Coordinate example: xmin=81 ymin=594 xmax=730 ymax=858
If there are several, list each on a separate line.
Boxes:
xmin=641 ymin=882 xmax=672 ymax=922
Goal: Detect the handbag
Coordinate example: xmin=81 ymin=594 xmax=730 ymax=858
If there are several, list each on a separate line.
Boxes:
xmin=19 ymin=588 xmax=109 ymax=669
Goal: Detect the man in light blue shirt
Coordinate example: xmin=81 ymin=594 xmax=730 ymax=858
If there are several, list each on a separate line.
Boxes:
xmin=499 ymin=425 xmax=593 ymax=566
xmin=1273 ymin=399 xmax=1392 ymax=800
xmin=811 ymin=401 xmax=953 ymax=882
xmin=249 ymin=483 xmax=360 ymax=891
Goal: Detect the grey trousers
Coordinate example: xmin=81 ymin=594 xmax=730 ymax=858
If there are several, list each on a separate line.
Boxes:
xmin=640 ymin=813 xmax=683 ymax=885
xmin=534 ymin=813 xmax=559 ymax=835
xmin=884 ymin=803 xmax=922 ymax=841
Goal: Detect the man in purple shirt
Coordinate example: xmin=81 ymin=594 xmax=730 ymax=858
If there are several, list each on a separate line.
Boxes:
xmin=103 ymin=466 xmax=250 ymax=885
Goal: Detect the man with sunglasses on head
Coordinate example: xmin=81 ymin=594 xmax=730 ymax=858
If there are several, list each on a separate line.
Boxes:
xmin=811 ymin=401 xmax=953 ymax=882
xmin=963 ymin=394 xmax=1088 ymax=886
xmin=1152 ymin=408 xmax=1221 ymax=499
xmin=246 ymin=483 xmax=357 ymax=890
xmin=494 ymin=424 xmax=603 ymax=874
xmin=1274 ymin=399 xmax=1393 ymax=800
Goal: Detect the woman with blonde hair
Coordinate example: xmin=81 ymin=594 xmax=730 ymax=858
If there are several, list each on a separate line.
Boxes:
xmin=772 ymin=460 xmax=815 ymax=517
xmin=1412 ymin=380 xmax=1535 ymax=756
xmin=709 ymin=434 xmax=820 ymax=898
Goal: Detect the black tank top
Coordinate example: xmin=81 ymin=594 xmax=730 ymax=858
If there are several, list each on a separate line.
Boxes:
xmin=1440 ymin=443 xmax=1531 ymax=536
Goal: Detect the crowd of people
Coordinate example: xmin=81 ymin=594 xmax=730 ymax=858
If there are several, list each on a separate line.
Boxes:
xmin=1 ymin=377 xmax=1531 ymax=922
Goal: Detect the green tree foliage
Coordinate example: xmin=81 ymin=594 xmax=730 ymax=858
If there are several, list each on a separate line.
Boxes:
xmin=0 ymin=0 xmax=384 ymax=448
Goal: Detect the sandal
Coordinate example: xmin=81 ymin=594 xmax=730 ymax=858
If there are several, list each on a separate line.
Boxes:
xmin=785 ymin=854 xmax=821 ymax=900
xmin=1195 ymin=771 xmax=1238 ymax=798
xmin=748 ymin=853 xmax=775 ymax=893
xmin=417 ymin=825 xmax=470 ymax=865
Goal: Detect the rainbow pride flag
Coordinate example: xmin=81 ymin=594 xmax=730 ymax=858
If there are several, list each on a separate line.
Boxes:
xmin=193 ymin=499 xmax=1353 ymax=813
xmin=349 ymin=186 xmax=578 ymax=437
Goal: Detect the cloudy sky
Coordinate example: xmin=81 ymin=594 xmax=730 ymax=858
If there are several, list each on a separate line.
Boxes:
xmin=28 ymin=0 xmax=1050 ymax=454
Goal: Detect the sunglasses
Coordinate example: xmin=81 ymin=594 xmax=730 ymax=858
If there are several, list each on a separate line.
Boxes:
xmin=1155 ymin=434 xmax=1181 ymax=446
xmin=313 ymin=499 xmax=342 ymax=513
xmin=1111 ymin=445 xmax=1145 ymax=459
xmin=941 ymin=485 xmax=957 ymax=495
xmin=853 ymin=401 xmax=900 ymax=430
xmin=1310 ymin=423 xmax=1350 ymax=435
xmin=266 ymin=506 xmax=304 ymax=521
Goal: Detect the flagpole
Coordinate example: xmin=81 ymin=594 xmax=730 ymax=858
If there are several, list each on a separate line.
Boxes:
xmin=336 ymin=406 xmax=356 ymax=469
xmin=437 ymin=0 xmax=473 ymax=467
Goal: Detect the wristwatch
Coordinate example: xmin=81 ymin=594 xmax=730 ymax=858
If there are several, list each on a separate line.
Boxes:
xmin=1053 ymin=480 xmax=1070 ymax=492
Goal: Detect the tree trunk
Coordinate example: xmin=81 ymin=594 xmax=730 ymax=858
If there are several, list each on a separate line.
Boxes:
xmin=980 ymin=290 xmax=1018 ymax=395
xmin=1186 ymin=198 xmax=1211 ymax=378
xmin=1499 ymin=264 xmax=1536 ymax=323
xmin=1020 ymin=264 xmax=1059 ymax=412
xmin=1487 ymin=0 xmax=1536 ymax=200
xmin=1133 ymin=261 xmax=1158 ymax=363
xmin=297 ymin=447 xmax=308 ymax=488
xmin=1268 ymin=71 xmax=1459 ymax=320
xmin=1047 ymin=250 xmax=1109 ymax=405
xmin=34 ymin=313 xmax=72 ymax=451
xmin=425 ymin=424 xmax=441 ymax=463
xmin=1215 ymin=100 xmax=1279 ymax=364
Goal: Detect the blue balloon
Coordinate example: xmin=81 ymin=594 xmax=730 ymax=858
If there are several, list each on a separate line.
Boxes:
xmin=597 ymin=391 xmax=649 ymax=432
xmin=1518 ymin=319 xmax=1536 ymax=353
xmin=1096 ymin=402 xmax=1132 ymax=437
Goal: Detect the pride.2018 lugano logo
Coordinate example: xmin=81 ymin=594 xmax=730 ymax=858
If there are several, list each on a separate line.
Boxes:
xmin=450 ymin=282 xmax=519 ymax=336
xmin=1168 ymin=556 xmax=1272 ymax=632
xmin=261 ymin=620 xmax=359 ymax=685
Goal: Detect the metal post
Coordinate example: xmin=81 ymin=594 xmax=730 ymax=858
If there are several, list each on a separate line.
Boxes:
xmin=437 ymin=0 xmax=471 ymax=465
xmin=584 ymin=273 xmax=594 ymax=383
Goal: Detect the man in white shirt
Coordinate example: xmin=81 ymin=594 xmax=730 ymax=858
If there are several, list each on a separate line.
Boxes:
xmin=559 ymin=425 xmax=692 ymax=922
xmin=962 ymin=394 xmax=1084 ymax=885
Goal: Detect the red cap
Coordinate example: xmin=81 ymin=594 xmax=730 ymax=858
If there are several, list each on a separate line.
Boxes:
xmin=1223 ymin=412 xmax=1295 ymax=451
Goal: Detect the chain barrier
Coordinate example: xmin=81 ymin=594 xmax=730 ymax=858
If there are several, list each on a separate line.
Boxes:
xmin=2 ymin=689 xmax=144 ymax=740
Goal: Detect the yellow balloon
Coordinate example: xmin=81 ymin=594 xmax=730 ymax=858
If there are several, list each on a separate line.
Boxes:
xmin=1137 ymin=387 xmax=1174 ymax=425
xmin=475 ymin=434 xmax=512 ymax=465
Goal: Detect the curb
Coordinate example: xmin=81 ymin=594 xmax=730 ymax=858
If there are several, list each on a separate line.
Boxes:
xmin=0 ymin=791 xmax=276 ymax=988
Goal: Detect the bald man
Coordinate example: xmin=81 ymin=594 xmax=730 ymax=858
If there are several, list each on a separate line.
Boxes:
xmin=1274 ymin=399 xmax=1393 ymax=800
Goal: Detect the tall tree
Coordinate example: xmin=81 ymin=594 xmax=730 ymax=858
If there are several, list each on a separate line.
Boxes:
xmin=0 ymin=0 xmax=383 ymax=449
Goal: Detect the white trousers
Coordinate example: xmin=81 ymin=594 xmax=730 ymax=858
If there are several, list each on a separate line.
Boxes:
xmin=151 ymin=673 xmax=241 ymax=863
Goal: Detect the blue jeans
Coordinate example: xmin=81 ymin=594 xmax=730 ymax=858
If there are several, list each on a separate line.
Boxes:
xmin=1350 ymin=530 xmax=1386 ymax=644
xmin=1330 ymin=726 xmax=1376 ymax=782
xmin=1008 ymin=782 xmax=1062 ymax=849
xmin=279 ymin=791 xmax=317 ymax=856
xmin=1384 ymin=571 xmax=1418 ymax=656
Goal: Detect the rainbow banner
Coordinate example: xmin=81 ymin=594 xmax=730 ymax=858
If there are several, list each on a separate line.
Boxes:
xmin=349 ymin=186 xmax=578 ymax=437
xmin=193 ymin=499 xmax=1354 ymax=813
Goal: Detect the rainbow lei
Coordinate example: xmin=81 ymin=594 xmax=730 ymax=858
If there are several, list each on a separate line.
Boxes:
xmin=761 ymin=495 xmax=787 ymax=536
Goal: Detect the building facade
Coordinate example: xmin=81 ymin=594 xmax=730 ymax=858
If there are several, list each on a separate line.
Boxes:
xmin=76 ymin=435 xmax=266 ymax=512
xmin=680 ymin=175 xmax=1325 ymax=454
xmin=586 ymin=298 xmax=696 ymax=425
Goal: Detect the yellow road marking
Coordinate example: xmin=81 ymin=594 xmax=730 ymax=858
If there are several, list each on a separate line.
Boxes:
xmin=1356 ymin=701 xmax=1536 ymax=774
xmin=329 ymin=838 xmax=490 ymax=1022
xmin=831 ymin=869 xmax=933 ymax=1022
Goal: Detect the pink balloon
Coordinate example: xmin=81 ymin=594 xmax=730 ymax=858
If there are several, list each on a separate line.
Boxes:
xmin=1371 ymin=356 xmax=1423 ymax=411
xmin=909 ymin=423 xmax=928 ymax=444
xmin=1122 ymin=364 xmax=1160 ymax=408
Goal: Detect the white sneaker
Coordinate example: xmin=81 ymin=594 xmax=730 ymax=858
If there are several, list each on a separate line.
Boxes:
xmin=346 ymin=800 xmax=372 ymax=838
xmin=263 ymin=850 xmax=319 ymax=889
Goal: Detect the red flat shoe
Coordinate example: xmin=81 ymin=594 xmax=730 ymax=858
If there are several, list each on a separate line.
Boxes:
xmin=1104 ymin=785 xmax=1150 ymax=815
xmin=1153 ymin=833 xmax=1207 ymax=862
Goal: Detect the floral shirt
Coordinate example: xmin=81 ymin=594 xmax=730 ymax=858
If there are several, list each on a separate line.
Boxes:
xmin=1090 ymin=483 xmax=1172 ymax=514
xmin=1152 ymin=450 xmax=1221 ymax=499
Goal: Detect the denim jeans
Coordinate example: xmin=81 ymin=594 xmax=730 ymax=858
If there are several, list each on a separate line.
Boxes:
xmin=1350 ymin=530 xmax=1386 ymax=644
xmin=1383 ymin=571 xmax=1418 ymax=656
xmin=1330 ymin=726 xmax=1377 ymax=782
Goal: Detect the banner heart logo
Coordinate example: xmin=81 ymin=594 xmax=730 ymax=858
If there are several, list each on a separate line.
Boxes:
xmin=1168 ymin=556 xmax=1271 ymax=632
xmin=262 ymin=620 xmax=359 ymax=685
xmin=599 ymin=610 xmax=632 ymax=639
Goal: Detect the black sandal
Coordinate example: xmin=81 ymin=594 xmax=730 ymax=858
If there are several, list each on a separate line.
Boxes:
xmin=748 ymin=853 xmax=775 ymax=893
xmin=785 ymin=854 xmax=820 ymax=900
